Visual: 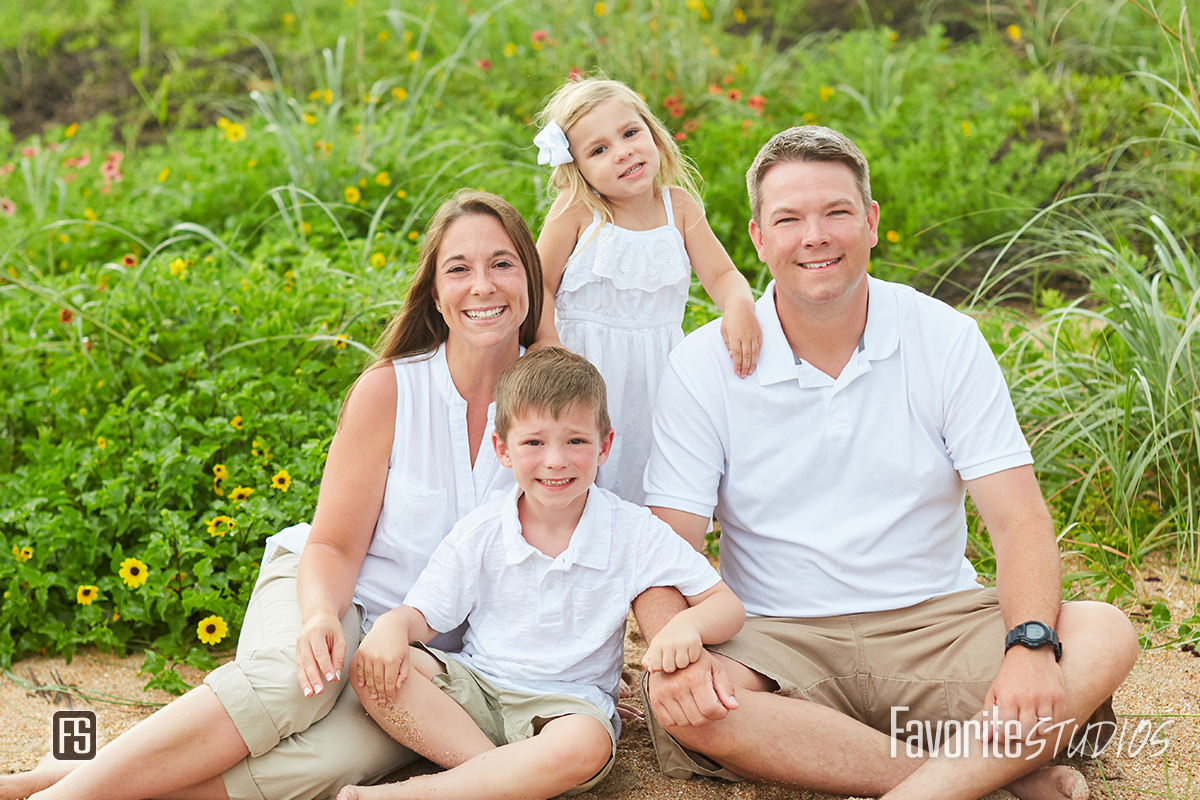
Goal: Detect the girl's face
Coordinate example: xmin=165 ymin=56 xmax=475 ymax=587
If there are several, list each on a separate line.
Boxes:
xmin=565 ymin=98 xmax=661 ymax=203
xmin=432 ymin=213 xmax=529 ymax=354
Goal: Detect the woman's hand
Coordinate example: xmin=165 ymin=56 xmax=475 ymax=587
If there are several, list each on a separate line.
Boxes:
xmin=295 ymin=611 xmax=346 ymax=698
xmin=720 ymin=298 xmax=762 ymax=378
xmin=353 ymin=612 xmax=413 ymax=702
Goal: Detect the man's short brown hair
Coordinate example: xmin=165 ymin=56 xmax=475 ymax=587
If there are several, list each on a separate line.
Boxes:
xmin=495 ymin=348 xmax=611 ymax=441
xmin=746 ymin=126 xmax=872 ymax=222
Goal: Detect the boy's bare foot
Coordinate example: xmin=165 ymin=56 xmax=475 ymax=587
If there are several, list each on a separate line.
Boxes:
xmin=1007 ymin=765 xmax=1088 ymax=800
xmin=0 ymin=755 xmax=79 ymax=800
xmin=335 ymin=786 xmax=360 ymax=800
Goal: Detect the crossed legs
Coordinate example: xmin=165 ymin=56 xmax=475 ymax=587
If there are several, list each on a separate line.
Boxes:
xmin=652 ymin=601 xmax=1138 ymax=799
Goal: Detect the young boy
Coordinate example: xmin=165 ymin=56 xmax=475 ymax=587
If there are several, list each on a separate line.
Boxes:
xmin=337 ymin=347 xmax=744 ymax=800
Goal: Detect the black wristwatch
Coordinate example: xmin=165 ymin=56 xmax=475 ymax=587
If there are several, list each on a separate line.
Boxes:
xmin=1004 ymin=621 xmax=1062 ymax=661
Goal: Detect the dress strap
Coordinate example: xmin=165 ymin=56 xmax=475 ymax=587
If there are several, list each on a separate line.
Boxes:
xmin=661 ymin=186 xmax=674 ymax=224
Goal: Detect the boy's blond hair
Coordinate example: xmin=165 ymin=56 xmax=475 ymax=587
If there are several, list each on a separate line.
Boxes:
xmin=495 ymin=348 xmax=611 ymax=441
xmin=536 ymin=75 xmax=703 ymax=225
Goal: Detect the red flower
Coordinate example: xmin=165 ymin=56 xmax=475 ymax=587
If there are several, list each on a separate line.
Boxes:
xmin=747 ymin=95 xmax=767 ymax=111
xmin=567 ymin=66 xmax=582 ymax=81
xmin=708 ymin=83 xmax=722 ymax=95
xmin=727 ymin=89 xmax=743 ymax=102
xmin=0 ymin=164 xmax=14 ymax=175
xmin=664 ymin=95 xmax=680 ymax=109
xmin=59 ymin=308 xmax=74 ymax=324
xmin=674 ymin=132 xmax=687 ymax=141
xmin=477 ymin=58 xmax=493 ymax=71
xmin=0 ymin=198 xmax=14 ymax=216
xmin=683 ymin=119 xmax=699 ymax=133
xmin=121 ymin=254 xmax=138 ymax=268
xmin=669 ymin=105 xmax=684 ymax=118
xmin=722 ymin=75 xmax=735 ymax=85
xmin=21 ymin=146 xmax=37 ymax=158
xmin=530 ymin=30 xmax=548 ymax=42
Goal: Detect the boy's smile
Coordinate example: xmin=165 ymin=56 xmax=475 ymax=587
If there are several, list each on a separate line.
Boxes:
xmin=493 ymin=405 xmax=614 ymax=521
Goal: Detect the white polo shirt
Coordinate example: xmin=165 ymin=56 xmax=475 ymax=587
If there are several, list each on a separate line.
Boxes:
xmin=644 ymin=277 xmax=1032 ymax=618
xmin=404 ymin=485 xmax=721 ymax=726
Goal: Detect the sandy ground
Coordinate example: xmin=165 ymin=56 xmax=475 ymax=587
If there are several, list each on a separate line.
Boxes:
xmin=3 ymin=560 xmax=1198 ymax=799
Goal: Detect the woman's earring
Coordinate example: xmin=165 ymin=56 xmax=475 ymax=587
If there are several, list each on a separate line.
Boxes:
xmin=435 ymin=302 xmax=442 ymax=312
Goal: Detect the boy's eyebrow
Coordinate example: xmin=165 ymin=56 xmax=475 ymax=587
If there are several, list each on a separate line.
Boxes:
xmin=439 ymin=247 xmax=520 ymax=267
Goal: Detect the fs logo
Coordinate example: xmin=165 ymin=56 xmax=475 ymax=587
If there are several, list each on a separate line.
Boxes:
xmin=52 ymin=710 xmax=97 ymax=760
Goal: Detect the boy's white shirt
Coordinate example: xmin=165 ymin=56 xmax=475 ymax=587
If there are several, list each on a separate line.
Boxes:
xmin=402 ymin=484 xmax=721 ymax=726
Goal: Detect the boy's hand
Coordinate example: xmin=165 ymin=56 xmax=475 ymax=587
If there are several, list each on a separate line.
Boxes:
xmin=643 ymin=618 xmax=704 ymax=674
xmin=720 ymin=300 xmax=762 ymax=378
xmin=353 ymin=614 xmax=411 ymax=703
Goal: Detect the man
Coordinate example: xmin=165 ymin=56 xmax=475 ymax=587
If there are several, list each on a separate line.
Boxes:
xmin=633 ymin=126 xmax=1138 ymax=800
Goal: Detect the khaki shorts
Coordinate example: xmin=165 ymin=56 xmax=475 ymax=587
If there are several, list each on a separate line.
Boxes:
xmin=205 ymin=548 xmax=418 ymax=800
xmin=421 ymin=644 xmax=618 ymax=795
xmin=643 ymin=587 xmax=1114 ymax=780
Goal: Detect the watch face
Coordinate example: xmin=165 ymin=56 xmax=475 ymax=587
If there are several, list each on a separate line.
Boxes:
xmin=1025 ymin=623 xmax=1047 ymax=641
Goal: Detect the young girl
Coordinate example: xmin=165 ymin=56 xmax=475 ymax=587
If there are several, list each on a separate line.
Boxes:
xmin=533 ymin=77 xmax=761 ymax=505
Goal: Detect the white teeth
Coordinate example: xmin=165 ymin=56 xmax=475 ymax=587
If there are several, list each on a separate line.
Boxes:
xmin=801 ymin=259 xmax=838 ymax=269
xmin=621 ymin=163 xmax=642 ymax=178
xmin=540 ymin=478 xmax=572 ymax=486
xmin=465 ymin=307 xmax=504 ymax=319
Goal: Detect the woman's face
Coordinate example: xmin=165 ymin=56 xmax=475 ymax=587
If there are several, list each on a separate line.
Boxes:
xmin=433 ymin=213 xmax=529 ymax=353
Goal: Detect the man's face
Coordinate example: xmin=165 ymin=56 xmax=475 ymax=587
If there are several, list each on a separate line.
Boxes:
xmin=748 ymin=160 xmax=879 ymax=320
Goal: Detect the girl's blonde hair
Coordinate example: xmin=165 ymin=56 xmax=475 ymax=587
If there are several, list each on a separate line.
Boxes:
xmin=535 ymin=76 xmax=703 ymax=224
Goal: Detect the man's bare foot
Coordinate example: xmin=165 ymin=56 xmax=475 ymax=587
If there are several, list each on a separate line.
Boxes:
xmin=1007 ymin=765 xmax=1088 ymax=800
xmin=0 ymin=755 xmax=79 ymax=800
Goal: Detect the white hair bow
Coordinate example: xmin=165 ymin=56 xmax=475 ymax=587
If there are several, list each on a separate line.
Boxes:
xmin=534 ymin=120 xmax=573 ymax=167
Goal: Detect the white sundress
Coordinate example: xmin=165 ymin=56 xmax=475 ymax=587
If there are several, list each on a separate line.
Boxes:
xmin=555 ymin=189 xmax=692 ymax=506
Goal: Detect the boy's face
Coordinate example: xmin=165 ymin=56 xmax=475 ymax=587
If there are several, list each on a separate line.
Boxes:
xmin=493 ymin=404 xmax=614 ymax=514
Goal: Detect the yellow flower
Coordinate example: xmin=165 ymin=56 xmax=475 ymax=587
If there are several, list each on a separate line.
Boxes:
xmin=370 ymin=252 xmax=386 ymax=268
xmin=407 ymin=49 xmax=419 ymax=63
xmin=375 ymin=171 xmax=391 ymax=186
xmin=247 ymin=159 xmax=258 ymax=168
xmin=408 ymin=230 xmax=419 ymax=242
xmin=396 ymin=189 xmax=407 ymax=199
xmin=392 ymin=88 xmax=408 ymax=102
xmin=282 ymin=12 xmax=296 ymax=25
xmin=504 ymin=42 xmax=516 ymax=58
xmin=1007 ymin=24 xmax=1021 ymax=41
xmin=58 ymin=233 xmax=70 ymax=243
xmin=65 ymin=123 xmax=80 ymax=138
xmin=77 ymin=585 xmax=99 ymax=605
xmin=119 ymin=557 xmax=149 ymax=588
xmin=303 ymin=113 xmax=317 ymax=125
xmin=801 ymin=112 xmax=817 ymax=124
xmin=158 ymin=167 xmax=170 ymax=182
xmin=308 ymin=90 xmax=321 ymax=101
xmin=213 ymin=464 xmax=229 ymax=481
xmin=594 ymin=1 xmax=607 ymax=16
xmin=886 ymin=230 xmax=900 ymax=243
xmin=224 ymin=123 xmax=247 ymax=142
xmin=358 ymin=177 xmax=368 ymax=190
xmin=961 ymin=120 xmax=972 ymax=137
xmin=734 ymin=7 xmax=746 ymax=23
xmin=322 ymin=89 xmax=333 ymax=105
xmin=819 ymin=86 xmax=835 ymax=101
xmin=333 ymin=334 xmax=350 ymax=349
xmin=229 ymin=486 xmax=254 ymax=503
xmin=12 ymin=545 xmax=33 ymax=562
xmin=169 ymin=257 xmax=188 ymax=279
xmin=378 ymin=30 xmax=389 ymax=42
xmin=345 ymin=186 xmax=361 ymax=203
xmin=197 ymin=615 xmax=229 ymax=646
xmin=84 ymin=207 xmax=98 ymax=221
xmin=97 ymin=436 xmax=107 ymax=450
xmin=403 ymin=30 xmax=413 ymax=44
xmin=230 ymin=415 xmax=243 ymax=430
xmin=271 ymin=469 xmax=293 ymax=491
xmin=217 ymin=117 xmax=230 ymax=129
xmin=206 ymin=515 xmax=235 ymax=536
xmin=213 ymin=476 xmax=225 ymax=496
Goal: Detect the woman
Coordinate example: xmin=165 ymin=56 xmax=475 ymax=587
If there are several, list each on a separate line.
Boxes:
xmin=4 ymin=190 xmax=544 ymax=800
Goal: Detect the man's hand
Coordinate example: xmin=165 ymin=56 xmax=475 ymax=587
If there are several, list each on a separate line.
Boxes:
xmin=648 ymin=648 xmax=739 ymax=728
xmin=981 ymin=646 xmax=1067 ymax=744
xmin=295 ymin=611 xmax=346 ymax=698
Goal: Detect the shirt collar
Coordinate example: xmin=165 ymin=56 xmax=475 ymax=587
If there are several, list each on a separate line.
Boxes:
xmin=501 ymin=485 xmax=613 ymax=570
xmin=755 ymin=277 xmax=900 ymax=386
